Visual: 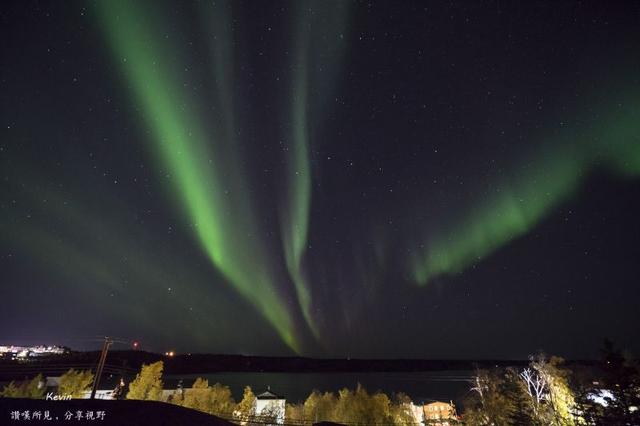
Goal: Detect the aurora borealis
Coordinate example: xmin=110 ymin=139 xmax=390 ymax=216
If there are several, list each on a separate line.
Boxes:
xmin=411 ymin=96 xmax=640 ymax=285
xmin=1 ymin=1 xmax=639 ymax=359
xmin=97 ymin=0 xmax=301 ymax=352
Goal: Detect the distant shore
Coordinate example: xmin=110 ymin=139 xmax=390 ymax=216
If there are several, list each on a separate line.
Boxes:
xmin=0 ymin=350 xmax=601 ymax=381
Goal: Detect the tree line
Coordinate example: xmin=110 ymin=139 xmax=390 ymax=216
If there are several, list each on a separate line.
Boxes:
xmin=462 ymin=341 xmax=640 ymax=425
xmin=122 ymin=360 xmax=423 ymax=425
xmin=1 ymin=340 xmax=638 ymax=425
xmin=0 ymin=368 xmax=93 ymax=399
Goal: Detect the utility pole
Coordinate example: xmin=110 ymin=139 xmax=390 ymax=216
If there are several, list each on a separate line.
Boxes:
xmin=90 ymin=336 xmax=113 ymax=399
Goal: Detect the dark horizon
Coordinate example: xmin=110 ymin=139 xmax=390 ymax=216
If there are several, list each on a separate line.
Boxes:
xmin=0 ymin=333 xmax=631 ymax=363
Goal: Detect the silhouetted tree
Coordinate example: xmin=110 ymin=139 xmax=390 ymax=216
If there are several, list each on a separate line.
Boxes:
xmin=575 ymin=340 xmax=640 ymax=425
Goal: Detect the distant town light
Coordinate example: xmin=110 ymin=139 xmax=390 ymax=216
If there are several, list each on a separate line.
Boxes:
xmin=0 ymin=345 xmax=67 ymax=360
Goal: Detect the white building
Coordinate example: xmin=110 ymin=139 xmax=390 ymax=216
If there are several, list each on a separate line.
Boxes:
xmin=254 ymin=387 xmax=286 ymax=425
xmin=406 ymin=402 xmax=425 ymax=424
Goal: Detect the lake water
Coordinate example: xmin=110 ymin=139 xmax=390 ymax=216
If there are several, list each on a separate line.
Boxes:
xmin=163 ymin=371 xmax=474 ymax=405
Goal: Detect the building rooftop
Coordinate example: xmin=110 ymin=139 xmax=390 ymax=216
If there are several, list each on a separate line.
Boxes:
xmin=256 ymin=386 xmax=284 ymax=400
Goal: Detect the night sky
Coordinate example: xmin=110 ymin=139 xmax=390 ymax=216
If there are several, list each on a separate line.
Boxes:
xmin=1 ymin=0 xmax=639 ymax=359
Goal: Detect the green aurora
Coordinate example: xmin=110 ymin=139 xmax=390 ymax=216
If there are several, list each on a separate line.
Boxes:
xmin=96 ymin=0 xmax=349 ymax=351
xmin=96 ymin=0 xmax=299 ymax=351
xmin=280 ymin=1 xmax=350 ymax=340
xmin=95 ymin=0 xmax=639 ymax=346
xmin=411 ymin=97 xmax=640 ymax=285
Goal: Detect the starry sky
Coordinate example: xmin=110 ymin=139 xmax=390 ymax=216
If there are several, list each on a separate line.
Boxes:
xmin=1 ymin=0 xmax=639 ymax=359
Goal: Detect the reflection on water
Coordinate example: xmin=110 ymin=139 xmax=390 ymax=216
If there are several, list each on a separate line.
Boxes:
xmin=164 ymin=371 xmax=474 ymax=405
